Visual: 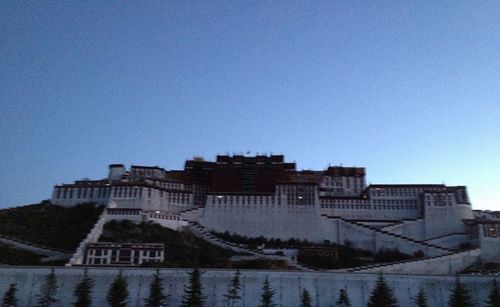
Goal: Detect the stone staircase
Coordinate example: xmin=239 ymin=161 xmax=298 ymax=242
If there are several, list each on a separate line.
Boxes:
xmin=179 ymin=207 xmax=202 ymax=221
xmin=342 ymin=248 xmax=481 ymax=274
xmin=0 ymin=233 xmax=72 ymax=261
xmin=327 ymin=215 xmax=453 ymax=255
xmin=66 ymin=210 xmax=108 ymax=266
xmin=186 ymin=221 xmax=312 ymax=271
xmin=347 ymin=219 xmax=454 ymax=253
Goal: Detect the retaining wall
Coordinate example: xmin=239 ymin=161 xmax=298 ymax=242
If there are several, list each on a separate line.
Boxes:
xmin=0 ymin=267 xmax=495 ymax=307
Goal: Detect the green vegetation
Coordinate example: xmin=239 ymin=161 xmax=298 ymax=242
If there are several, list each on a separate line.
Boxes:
xmin=259 ymin=276 xmax=276 ymax=307
xmin=212 ymin=231 xmax=415 ymax=269
xmin=229 ymin=259 xmax=289 ymax=270
xmin=36 ymin=269 xmax=58 ymax=307
xmin=223 ymin=270 xmax=241 ymax=307
xmin=106 ymin=272 xmax=129 ymax=307
xmin=73 ymin=269 xmax=94 ymax=307
xmin=145 ymin=270 xmax=169 ymax=307
xmin=0 ymin=242 xmax=43 ymax=265
xmin=180 ymin=268 xmax=205 ymax=307
xmin=0 ymin=201 xmax=104 ymax=251
xmin=300 ymin=288 xmax=312 ymax=307
xmin=2 ymin=284 xmax=18 ymax=307
xmin=367 ymin=274 xmax=398 ymax=307
xmin=213 ymin=231 xmax=371 ymax=268
xmin=99 ymin=220 xmax=233 ymax=268
xmin=212 ymin=231 xmax=313 ymax=249
xmin=414 ymin=288 xmax=428 ymax=307
xmin=462 ymin=262 xmax=500 ymax=274
xmin=448 ymin=278 xmax=474 ymax=307
xmin=485 ymin=279 xmax=499 ymax=307
xmin=336 ymin=289 xmax=352 ymax=307
xmin=373 ymin=248 xmax=415 ymax=263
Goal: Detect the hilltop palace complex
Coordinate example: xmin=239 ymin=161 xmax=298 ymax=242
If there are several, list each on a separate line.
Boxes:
xmin=50 ymin=155 xmax=499 ymax=268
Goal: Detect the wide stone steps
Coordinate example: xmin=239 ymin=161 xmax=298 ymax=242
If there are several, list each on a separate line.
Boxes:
xmin=344 ymin=247 xmax=480 ymax=273
xmin=186 ymin=221 xmax=312 ymax=271
xmin=322 ymin=215 xmax=453 ymax=255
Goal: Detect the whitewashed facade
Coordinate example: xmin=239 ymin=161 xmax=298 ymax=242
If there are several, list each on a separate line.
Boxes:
xmin=51 ymin=159 xmax=499 ymax=264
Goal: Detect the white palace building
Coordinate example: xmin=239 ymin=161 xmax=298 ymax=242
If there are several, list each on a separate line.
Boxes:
xmin=51 ymin=155 xmax=499 ymax=269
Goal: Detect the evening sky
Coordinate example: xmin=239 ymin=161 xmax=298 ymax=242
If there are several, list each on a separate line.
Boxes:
xmin=1 ymin=1 xmax=499 ymax=210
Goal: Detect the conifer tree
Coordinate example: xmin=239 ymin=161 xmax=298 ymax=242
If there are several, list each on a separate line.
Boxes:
xmin=259 ymin=276 xmax=276 ymax=307
xmin=36 ymin=269 xmax=58 ymax=307
xmin=73 ymin=269 xmax=94 ymax=307
xmin=300 ymin=288 xmax=312 ymax=307
xmin=2 ymin=284 xmax=18 ymax=307
xmin=145 ymin=270 xmax=169 ymax=307
xmin=448 ymin=278 xmax=473 ymax=307
xmin=367 ymin=273 xmax=398 ymax=307
xmin=413 ymin=288 xmax=428 ymax=307
xmin=181 ymin=268 xmax=205 ymax=307
xmin=485 ymin=279 xmax=500 ymax=307
xmin=106 ymin=271 xmax=129 ymax=307
xmin=336 ymin=288 xmax=352 ymax=307
xmin=223 ymin=270 xmax=241 ymax=307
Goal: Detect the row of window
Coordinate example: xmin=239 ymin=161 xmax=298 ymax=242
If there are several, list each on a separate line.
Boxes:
xmin=90 ymin=249 xmax=161 ymax=258
xmin=149 ymin=213 xmax=181 ymax=221
xmin=482 ymin=224 xmax=499 ymax=238
xmin=321 ymin=199 xmax=367 ymax=204
xmin=86 ymin=252 xmax=163 ymax=265
xmin=321 ymin=204 xmax=418 ymax=210
xmin=56 ymin=186 xmax=111 ymax=199
xmin=425 ymin=194 xmax=455 ymax=207
xmin=213 ymin=196 xmax=278 ymax=205
xmin=158 ymin=190 xmax=190 ymax=203
xmin=373 ymin=199 xmax=417 ymax=205
xmin=371 ymin=190 xmax=421 ymax=197
xmin=131 ymin=168 xmax=166 ymax=179
xmin=113 ymin=186 xmax=142 ymax=198
xmin=107 ymin=210 xmax=140 ymax=215
xmin=110 ymin=186 xmax=191 ymax=204
xmin=147 ymin=179 xmax=184 ymax=190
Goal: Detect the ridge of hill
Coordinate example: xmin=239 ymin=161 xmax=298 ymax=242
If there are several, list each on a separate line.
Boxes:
xmin=0 ymin=201 xmax=104 ymax=251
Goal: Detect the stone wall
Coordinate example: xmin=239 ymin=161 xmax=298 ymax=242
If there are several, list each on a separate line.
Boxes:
xmin=425 ymin=233 xmax=471 ymax=250
xmin=352 ymin=248 xmax=481 ymax=275
xmin=0 ymin=267 xmax=495 ymax=307
xmin=200 ymin=202 xmax=325 ymax=242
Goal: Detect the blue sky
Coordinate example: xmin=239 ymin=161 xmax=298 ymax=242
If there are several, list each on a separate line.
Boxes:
xmin=1 ymin=1 xmax=498 ymax=210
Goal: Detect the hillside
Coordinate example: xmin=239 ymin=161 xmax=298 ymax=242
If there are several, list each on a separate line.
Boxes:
xmin=0 ymin=242 xmax=42 ymax=265
xmin=0 ymin=201 xmax=104 ymax=251
xmin=99 ymin=220 xmax=234 ymax=268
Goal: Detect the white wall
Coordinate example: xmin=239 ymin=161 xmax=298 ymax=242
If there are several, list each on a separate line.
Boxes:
xmin=425 ymin=234 xmax=471 ymax=250
xmin=201 ymin=202 xmax=325 ymax=242
xmin=146 ymin=213 xmax=187 ymax=230
xmin=354 ymin=248 xmax=481 ymax=275
xmin=382 ymin=219 xmax=425 ymax=241
xmin=0 ymin=267 xmax=494 ymax=307
xmin=424 ymin=204 xmax=473 ymax=239
xmin=479 ymin=224 xmax=500 ymax=263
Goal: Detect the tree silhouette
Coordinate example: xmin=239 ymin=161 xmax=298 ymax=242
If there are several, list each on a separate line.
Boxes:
xmin=300 ymin=288 xmax=312 ymax=307
xmin=36 ymin=269 xmax=58 ymax=307
xmin=448 ymin=278 xmax=473 ymax=307
xmin=145 ymin=270 xmax=169 ymax=307
xmin=223 ymin=270 xmax=241 ymax=307
xmin=106 ymin=271 xmax=129 ymax=307
xmin=2 ymin=284 xmax=18 ymax=307
xmin=336 ymin=288 xmax=352 ymax=307
xmin=73 ymin=269 xmax=94 ymax=307
xmin=181 ymin=268 xmax=205 ymax=307
xmin=413 ymin=288 xmax=428 ymax=307
xmin=259 ymin=276 xmax=276 ymax=307
xmin=367 ymin=273 xmax=398 ymax=307
xmin=485 ymin=279 xmax=499 ymax=307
